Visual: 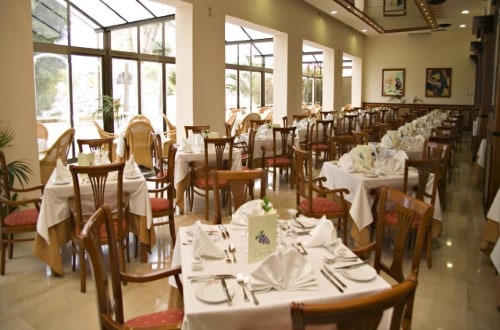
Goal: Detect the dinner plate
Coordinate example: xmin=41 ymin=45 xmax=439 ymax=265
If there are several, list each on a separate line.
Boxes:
xmin=195 ymin=281 xmax=235 ymax=303
xmin=51 ymin=179 xmax=70 ymax=185
xmin=125 ymin=173 xmax=141 ymax=179
xmin=364 ymin=173 xmax=378 ymax=178
xmin=342 ymin=266 xmax=377 ymax=282
xmin=291 ymin=218 xmax=317 ymax=229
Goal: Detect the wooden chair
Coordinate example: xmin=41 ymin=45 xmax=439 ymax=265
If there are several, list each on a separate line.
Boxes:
xmin=240 ymin=127 xmax=257 ymax=170
xmin=298 ymin=121 xmax=315 ymax=151
xmin=184 ymin=125 xmax=210 ymax=138
xmin=329 ymin=135 xmax=356 ymax=160
xmin=423 ymin=140 xmax=451 ymax=211
xmin=0 ymin=151 xmax=44 ymax=275
xmin=36 ymin=122 xmax=48 ymax=140
xmin=235 ymin=113 xmax=260 ymax=136
xmin=69 ymin=162 xmax=130 ymax=293
xmin=290 ymin=271 xmax=418 ymax=330
xmin=250 ymin=119 xmax=271 ymax=130
xmin=310 ymin=119 xmax=334 ymax=165
xmin=294 ymin=147 xmax=350 ymax=243
xmin=261 ymin=126 xmax=296 ymax=191
xmin=76 ymin=138 xmax=114 ymax=163
xmin=319 ymin=111 xmax=334 ymax=120
xmin=81 ymin=205 xmax=184 ymax=329
xmin=145 ymin=135 xmax=178 ymax=247
xmin=162 ymin=114 xmax=177 ymax=153
xmin=39 ymin=128 xmax=75 ymax=185
xmin=188 ymin=136 xmax=235 ymax=221
xmin=128 ymin=114 xmax=151 ymax=125
xmin=125 ymin=120 xmax=154 ymax=169
xmin=292 ymin=114 xmax=309 ymax=122
xmin=92 ymin=121 xmax=118 ymax=163
xmin=352 ymin=130 xmax=369 ymax=145
xmin=212 ymin=169 xmax=267 ymax=225
xmin=354 ymin=186 xmax=433 ymax=327
xmin=282 ymin=116 xmax=288 ymax=127
xmin=403 ymin=158 xmax=442 ymax=269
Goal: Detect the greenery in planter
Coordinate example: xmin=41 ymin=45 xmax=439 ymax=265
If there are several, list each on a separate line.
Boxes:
xmin=93 ymin=95 xmax=124 ymax=122
xmin=0 ymin=122 xmax=33 ymax=189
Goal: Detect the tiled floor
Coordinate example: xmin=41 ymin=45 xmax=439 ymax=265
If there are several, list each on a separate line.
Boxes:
xmin=0 ymin=133 xmax=499 ymax=329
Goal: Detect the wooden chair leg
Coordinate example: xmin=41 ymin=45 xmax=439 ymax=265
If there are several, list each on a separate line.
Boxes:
xmin=1 ymin=237 xmax=6 ymax=275
xmin=79 ymin=247 xmax=86 ymax=293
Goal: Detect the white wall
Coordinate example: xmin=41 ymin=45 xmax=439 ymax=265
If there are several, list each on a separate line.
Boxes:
xmin=363 ymin=30 xmax=476 ymax=105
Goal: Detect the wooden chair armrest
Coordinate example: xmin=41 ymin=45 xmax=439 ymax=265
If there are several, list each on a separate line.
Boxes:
xmin=120 ymin=266 xmax=183 ymax=296
xmin=11 ymin=184 xmax=45 ymax=194
xmin=351 ymin=242 xmax=376 ymax=259
xmin=0 ymin=196 xmax=41 ymax=210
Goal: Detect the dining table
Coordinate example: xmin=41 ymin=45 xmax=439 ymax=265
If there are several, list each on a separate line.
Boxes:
xmin=319 ymin=160 xmax=442 ymax=247
xmin=170 ymin=221 xmax=392 ymax=330
xmin=33 ymin=164 xmax=155 ymax=275
xmin=174 ymin=147 xmax=242 ymax=214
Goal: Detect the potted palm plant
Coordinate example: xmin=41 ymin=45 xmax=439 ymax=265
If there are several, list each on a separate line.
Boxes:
xmin=93 ymin=95 xmax=124 ymax=131
xmin=0 ymin=122 xmax=32 ymax=189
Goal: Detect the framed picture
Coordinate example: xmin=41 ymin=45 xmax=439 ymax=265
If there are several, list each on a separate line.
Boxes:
xmin=425 ymin=68 xmax=452 ymax=97
xmin=382 ymin=68 xmax=405 ymax=97
xmin=383 ymin=0 xmax=406 ymax=16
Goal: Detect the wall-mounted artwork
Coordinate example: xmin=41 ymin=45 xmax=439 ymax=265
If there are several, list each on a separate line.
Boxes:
xmin=384 ymin=0 xmax=406 ymax=16
xmin=426 ymin=68 xmax=452 ymax=97
xmin=382 ymin=68 xmax=405 ymax=96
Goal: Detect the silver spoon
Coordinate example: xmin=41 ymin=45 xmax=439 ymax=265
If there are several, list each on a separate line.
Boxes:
xmin=228 ymin=243 xmax=237 ymax=263
xmin=224 ymin=249 xmax=231 ymax=263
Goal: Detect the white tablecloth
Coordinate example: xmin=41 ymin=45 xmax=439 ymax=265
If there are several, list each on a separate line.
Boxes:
xmin=37 ymin=166 xmax=152 ymax=243
xmin=476 ymin=138 xmax=487 ymax=168
xmin=319 ymin=161 xmax=442 ymax=231
xmin=171 ymin=225 xmax=391 ymax=330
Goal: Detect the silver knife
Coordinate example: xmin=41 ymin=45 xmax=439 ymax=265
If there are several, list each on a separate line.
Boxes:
xmin=322 ymin=266 xmax=347 ymax=288
xmin=320 ymin=269 xmax=344 ymax=293
xmin=221 ymin=278 xmax=232 ymax=304
xmin=188 ymin=274 xmax=235 ymax=282
xmin=332 ymin=262 xmax=367 ymax=270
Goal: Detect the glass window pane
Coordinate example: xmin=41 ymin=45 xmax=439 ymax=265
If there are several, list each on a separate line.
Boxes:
xmin=70 ymin=7 xmax=103 ymax=49
xmin=111 ymin=27 xmax=138 ymax=52
xmin=166 ymin=64 xmax=177 ymax=125
xmin=265 ymin=56 xmax=274 ymax=69
xmin=142 ymin=0 xmax=176 ymax=16
xmin=239 ymin=44 xmax=251 ymax=66
xmin=113 ymin=59 xmax=138 ymax=120
xmin=140 ymin=22 xmax=163 ymax=55
xmin=225 ymin=23 xmax=249 ymax=42
xmin=34 ymin=52 xmax=72 ymax=148
xmin=225 ymin=69 xmax=237 ymax=111
xmin=239 ymin=71 xmax=251 ymax=112
xmin=226 ymin=44 xmax=237 ymax=65
xmin=71 ymin=55 xmax=102 ymax=140
xmin=265 ymin=73 xmax=273 ymax=106
xmin=251 ymin=72 xmax=261 ymax=111
xmin=140 ymin=61 xmax=163 ymax=132
xmin=71 ymin=0 xmax=124 ymax=27
xmin=165 ymin=20 xmax=176 ymax=56
xmin=314 ymin=78 xmax=322 ymax=105
xmin=32 ymin=0 xmax=68 ymax=45
xmin=105 ymin=0 xmax=154 ymax=22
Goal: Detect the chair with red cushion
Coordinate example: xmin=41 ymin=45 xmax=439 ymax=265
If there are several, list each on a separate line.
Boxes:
xmin=81 ymin=205 xmax=184 ymax=329
xmin=0 ymin=151 xmax=44 ymax=275
xmin=310 ymin=119 xmax=334 ymax=166
xmin=69 ymin=162 xmax=130 ymax=292
xmin=146 ymin=134 xmax=178 ymax=247
xmin=293 ymin=147 xmax=350 ymax=243
xmin=261 ymin=126 xmax=296 ymax=191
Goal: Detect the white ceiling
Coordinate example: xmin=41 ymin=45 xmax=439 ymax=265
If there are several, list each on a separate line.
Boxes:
xmin=304 ymin=0 xmax=487 ymax=37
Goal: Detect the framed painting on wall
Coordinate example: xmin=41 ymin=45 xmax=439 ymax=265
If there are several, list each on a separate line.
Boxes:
xmin=383 ymin=0 xmax=406 ymax=16
xmin=382 ymin=68 xmax=405 ymax=97
xmin=426 ymin=68 xmax=452 ymax=97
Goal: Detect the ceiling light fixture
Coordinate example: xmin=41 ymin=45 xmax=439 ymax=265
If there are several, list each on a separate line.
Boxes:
xmin=461 ymin=10 xmax=469 ymax=15
xmin=330 ymin=10 xmax=337 ymax=15
xmin=459 ymin=24 xmax=466 ymax=28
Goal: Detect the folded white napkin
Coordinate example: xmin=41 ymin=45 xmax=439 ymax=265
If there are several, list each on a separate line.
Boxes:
xmin=94 ymin=150 xmax=110 ymax=165
xmin=349 ymin=145 xmax=373 ymax=168
xmin=192 ymin=221 xmax=225 ymax=259
xmin=375 ymin=155 xmax=405 ymax=175
xmin=302 ymin=217 xmax=340 ymax=247
xmin=230 ymin=199 xmax=275 ymax=228
xmin=179 ymin=138 xmax=192 ymax=152
xmin=294 ymin=215 xmax=318 ymax=228
xmin=338 ymin=153 xmax=354 ymax=170
xmin=187 ymin=134 xmax=203 ymax=147
xmin=54 ymin=159 xmax=71 ymax=181
xmin=250 ymin=249 xmax=317 ymax=291
xmin=380 ymin=134 xmax=394 ymax=148
xmin=124 ymin=155 xmax=137 ymax=176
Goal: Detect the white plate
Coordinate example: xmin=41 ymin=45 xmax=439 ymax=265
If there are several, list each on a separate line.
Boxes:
xmin=364 ymin=173 xmax=378 ymax=178
xmin=51 ymin=179 xmax=70 ymax=185
xmin=195 ymin=281 xmax=235 ymax=303
xmin=125 ymin=173 xmax=141 ymax=179
xmin=291 ymin=218 xmax=317 ymax=229
xmin=342 ymin=266 xmax=377 ymax=282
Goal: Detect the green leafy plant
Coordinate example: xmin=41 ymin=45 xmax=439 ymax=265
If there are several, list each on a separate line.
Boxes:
xmin=262 ymin=196 xmax=272 ymax=212
xmin=93 ymin=95 xmax=124 ymax=122
xmin=0 ymin=122 xmax=33 ymax=189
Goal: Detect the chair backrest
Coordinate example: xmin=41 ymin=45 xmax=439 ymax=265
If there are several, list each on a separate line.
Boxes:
xmin=423 ymin=140 xmax=451 ymax=180
xmin=92 ymin=120 xmax=116 ymax=139
xmin=292 ymin=114 xmax=309 ymax=122
xmin=299 ymin=121 xmax=315 ymax=151
xmin=212 ymin=169 xmax=267 ymax=224
xmin=162 ymin=114 xmax=177 ymax=141
xmin=403 ymin=158 xmax=441 ymax=205
xmin=352 ymin=130 xmax=369 ymax=145
xmin=39 ymin=128 xmax=75 ymax=185
xmin=236 ymin=113 xmax=260 ymax=136
xmin=290 ymin=271 xmax=418 ymax=330
xmin=282 ymin=116 xmax=288 ymax=127
xmin=250 ymin=119 xmax=271 ymax=130
xmin=329 ymin=135 xmax=356 ymax=160
xmin=128 ymin=114 xmax=151 ymax=125
xmin=126 ymin=120 xmax=154 ymax=169
xmin=69 ymin=162 xmax=125 ymax=240
xmin=150 ymin=138 xmax=177 ymax=203
xmin=271 ymin=126 xmax=296 ymax=158
xmin=77 ymin=138 xmax=114 ymax=163
xmin=80 ymin=205 xmax=126 ymax=328
xmin=245 ymin=127 xmax=257 ymax=169
xmin=203 ymin=136 xmax=235 ymax=173
xmin=151 ymin=132 xmax=166 ymax=175
xmin=294 ymin=147 xmax=314 ymax=207
xmin=313 ymin=119 xmax=334 ymax=144
xmin=184 ymin=125 xmax=210 ymax=138
xmin=319 ymin=111 xmax=334 ymax=120
xmin=374 ymin=186 xmax=434 ymax=283
xmin=37 ymin=122 xmax=48 ymax=140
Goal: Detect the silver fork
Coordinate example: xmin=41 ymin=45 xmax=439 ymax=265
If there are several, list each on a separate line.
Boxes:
xmin=237 ymin=273 xmax=249 ymax=302
xmin=322 ymin=255 xmax=358 ymax=264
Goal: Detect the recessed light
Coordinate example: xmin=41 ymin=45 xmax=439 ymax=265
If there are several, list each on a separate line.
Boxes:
xmin=459 ymin=24 xmax=466 ymax=28
xmin=330 ymin=10 xmax=337 ymax=15
xmin=461 ymin=10 xmax=469 ymax=15
xmin=361 ymin=29 xmax=367 ymax=33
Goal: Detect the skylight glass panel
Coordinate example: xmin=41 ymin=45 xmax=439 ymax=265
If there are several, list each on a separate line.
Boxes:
xmin=141 ymin=0 xmax=176 ymax=16
xmin=32 ymin=0 xmax=68 ymax=44
xmin=242 ymin=26 xmax=271 ymax=40
xmin=71 ymin=0 xmax=124 ymax=27
xmin=225 ymin=23 xmax=249 ymax=42
xmin=254 ymin=41 xmax=273 ymax=56
xmin=103 ymin=0 xmax=154 ymax=22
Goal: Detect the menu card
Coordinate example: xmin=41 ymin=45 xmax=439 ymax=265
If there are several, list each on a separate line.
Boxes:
xmin=247 ymin=213 xmax=277 ymax=263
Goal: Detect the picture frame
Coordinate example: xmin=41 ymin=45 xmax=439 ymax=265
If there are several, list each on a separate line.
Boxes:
xmin=425 ymin=68 xmax=452 ymax=97
xmin=383 ymin=0 xmax=406 ymax=16
xmin=382 ymin=68 xmax=405 ymax=97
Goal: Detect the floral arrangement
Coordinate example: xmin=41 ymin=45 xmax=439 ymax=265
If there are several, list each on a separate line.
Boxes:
xmin=261 ymin=196 xmax=277 ymax=215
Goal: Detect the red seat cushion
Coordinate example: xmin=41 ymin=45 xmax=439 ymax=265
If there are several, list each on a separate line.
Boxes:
xmin=311 ymin=143 xmax=329 ymax=151
xmin=299 ymin=197 xmax=343 ymax=214
xmin=193 ymin=177 xmax=227 ymax=188
xmin=263 ymin=157 xmax=291 ymax=167
xmin=4 ymin=209 xmax=38 ymax=227
xmin=125 ymin=309 xmax=184 ymax=328
xmin=385 ymin=207 xmax=421 ymax=228
xmin=150 ymin=197 xmax=172 ymax=213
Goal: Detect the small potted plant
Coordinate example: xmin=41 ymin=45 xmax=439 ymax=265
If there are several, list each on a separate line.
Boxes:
xmin=0 ymin=122 xmax=33 ymax=190
xmin=93 ymin=95 xmax=124 ymax=130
